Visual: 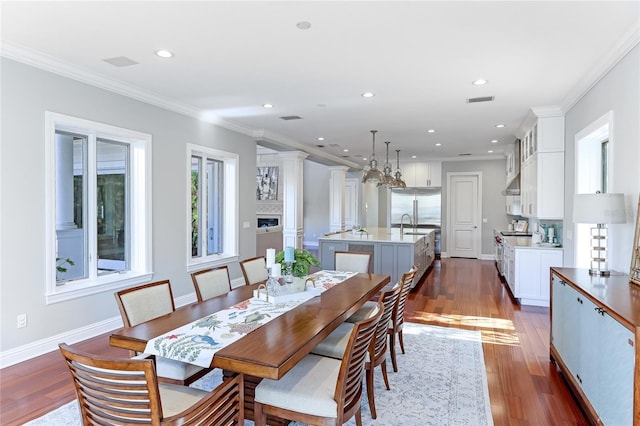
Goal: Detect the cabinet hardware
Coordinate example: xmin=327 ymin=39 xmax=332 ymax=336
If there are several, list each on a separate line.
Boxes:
xmin=629 ymin=339 xmax=634 ymax=347
xmin=576 ymin=373 xmax=582 ymax=384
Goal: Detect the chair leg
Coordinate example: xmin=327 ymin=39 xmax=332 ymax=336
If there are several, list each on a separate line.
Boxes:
xmin=254 ymin=402 xmax=267 ymax=426
xmin=399 ymin=330 xmax=405 ymax=354
xmin=389 ymin=333 xmax=398 ymax=373
xmin=380 ymin=359 xmax=391 ymax=390
xmin=355 ymin=406 xmax=363 ymax=426
xmin=366 ymin=365 xmax=376 ymax=419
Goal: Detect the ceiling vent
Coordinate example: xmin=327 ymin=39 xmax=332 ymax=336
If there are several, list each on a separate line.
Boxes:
xmin=280 ymin=115 xmax=302 ymax=120
xmin=458 ymin=153 xmax=472 ymax=156
xmin=102 ymin=56 xmax=139 ymax=67
xmin=466 ymin=96 xmax=494 ymax=104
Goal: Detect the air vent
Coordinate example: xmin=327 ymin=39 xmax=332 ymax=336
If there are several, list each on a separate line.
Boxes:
xmin=316 ymin=144 xmax=325 ymax=148
xmin=466 ymin=96 xmax=495 ymax=104
xmin=102 ymin=56 xmax=139 ymax=67
xmin=458 ymin=153 xmax=472 ymax=156
xmin=280 ymin=115 xmax=302 ymax=120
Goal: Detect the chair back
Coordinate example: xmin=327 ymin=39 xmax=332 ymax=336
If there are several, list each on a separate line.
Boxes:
xmin=115 ymin=280 xmax=175 ymax=327
xmin=334 ymin=251 xmax=372 ymax=273
xmin=335 ymin=301 xmax=383 ymax=422
xmin=371 ymin=285 xmax=402 ymax=362
xmin=59 ymin=343 xmax=244 ymax=426
xmin=392 ymin=266 xmax=417 ymax=331
xmin=60 ymin=342 xmax=164 ymax=424
xmin=191 ymin=266 xmax=232 ymax=302
xmin=239 ymin=256 xmax=268 ymax=285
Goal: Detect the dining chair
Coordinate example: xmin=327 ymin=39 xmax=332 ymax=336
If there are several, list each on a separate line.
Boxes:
xmin=239 ymin=256 xmax=268 ymax=285
xmin=310 ymin=284 xmax=402 ymax=419
xmin=253 ymin=302 xmax=383 ymax=426
xmin=191 ymin=265 xmax=232 ymax=302
xmin=58 ymin=343 xmax=244 ymax=426
xmin=114 ymin=280 xmax=210 ymax=386
xmin=334 ymin=251 xmax=372 ymax=273
xmin=387 ymin=266 xmax=417 ymax=372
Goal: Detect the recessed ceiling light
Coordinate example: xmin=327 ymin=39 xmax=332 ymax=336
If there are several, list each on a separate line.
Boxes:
xmin=343 ymin=149 xmax=349 ymax=152
xmin=427 ymin=129 xmax=436 ymax=133
xmin=262 ymin=103 xmax=273 ymax=108
xmin=491 ymin=139 xmax=498 ymax=143
xmin=155 ymin=49 xmax=174 ymax=58
xmin=472 ymin=79 xmax=488 ymax=85
xmin=412 ymin=155 xmax=417 ymax=159
xmin=362 ymin=157 xmax=368 ymax=161
xmin=435 ymin=143 xmax=442 ymax=147
xmin=317 ymin=137 xmax=325 ymax=141
xmin=495 ymin=124 xmax=505 ymax=128
xmin=361 ymin=92 xmax=375 ymax=98
xmin=296 ymin=21 xmax=311 ymax=30
xmin=488 ymin=150 xmax=494 ymax=153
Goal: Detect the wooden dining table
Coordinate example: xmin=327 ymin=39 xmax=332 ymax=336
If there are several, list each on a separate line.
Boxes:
xmin=109 ymin=272 xmax=390 ymax=380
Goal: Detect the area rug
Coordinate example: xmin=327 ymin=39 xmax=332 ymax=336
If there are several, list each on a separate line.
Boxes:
xmin=25 ymin=323 xmax=493 ymax=426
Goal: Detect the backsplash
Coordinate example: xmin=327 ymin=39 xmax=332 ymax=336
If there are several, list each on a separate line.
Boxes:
xmin=530 ymin=219 xmax=563 ymax=245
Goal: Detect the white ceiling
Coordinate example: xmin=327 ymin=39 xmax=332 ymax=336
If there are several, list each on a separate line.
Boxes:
xmin=2 ymin=1 xmax=639 ymax=168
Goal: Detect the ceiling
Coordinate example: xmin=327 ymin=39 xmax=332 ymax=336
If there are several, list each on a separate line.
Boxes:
xmin=2 ymin=1 xmax=639 ymax=168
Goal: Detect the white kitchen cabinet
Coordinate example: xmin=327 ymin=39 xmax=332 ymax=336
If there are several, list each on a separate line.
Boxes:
xmin=519 ymin=113 xmax=564 ymax=219
xmin=401 ymin=162 xmax=441 ymax=187
xmin=505 ymin=140 xmax=520 ymax=186
xmin=550 ymin=268 xmax=637 ymax=426
xmin=505 ymin=195 xmax=521 ymax=216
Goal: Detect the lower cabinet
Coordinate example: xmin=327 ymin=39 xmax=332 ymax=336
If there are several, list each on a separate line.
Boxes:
xmin=550 ymin=269 xmax=637 ymax=425
xmin=504 ymin=241 xmax=562 ymax=306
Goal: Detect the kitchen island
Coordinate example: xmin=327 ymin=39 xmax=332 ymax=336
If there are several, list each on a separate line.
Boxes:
xmin=318 ymin=227 xmax=435 ymax=287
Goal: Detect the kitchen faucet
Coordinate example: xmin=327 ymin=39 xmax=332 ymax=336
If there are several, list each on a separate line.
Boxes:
xmin=400 ymin=213 xmax=413 ymax=235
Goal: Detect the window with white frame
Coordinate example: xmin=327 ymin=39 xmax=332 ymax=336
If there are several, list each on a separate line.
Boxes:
xmin=45 ymin=112 xmax=152 ymax=303
xmin=188 ymin=144 xmax=238 ymax=269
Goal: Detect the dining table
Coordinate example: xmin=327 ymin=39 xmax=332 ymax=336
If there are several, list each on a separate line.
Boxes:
xmin=110 ymin=271 xmax=390 ymax=423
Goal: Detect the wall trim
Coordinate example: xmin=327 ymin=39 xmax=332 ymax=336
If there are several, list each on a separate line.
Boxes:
xmin=0 ymin=292 xmax=197 ymax=369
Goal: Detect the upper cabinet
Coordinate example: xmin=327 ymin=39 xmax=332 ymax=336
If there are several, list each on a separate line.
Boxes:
xmin=401 ymin=162 xmax=442 ymax=187
xmin=505 ymin=139 xmax=520 ymax=187
xmin=518 ymin=109 xmax=565 ymax=219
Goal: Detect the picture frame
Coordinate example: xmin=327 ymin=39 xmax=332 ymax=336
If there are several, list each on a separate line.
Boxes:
xmin=256 ymin=166 xmax=278 ymax=201
xmin=630 ymin=194 xmax=640 ymax=286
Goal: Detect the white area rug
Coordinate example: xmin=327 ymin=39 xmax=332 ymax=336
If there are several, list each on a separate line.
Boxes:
xmin=25 ymin=323 xmax=493 ymax=426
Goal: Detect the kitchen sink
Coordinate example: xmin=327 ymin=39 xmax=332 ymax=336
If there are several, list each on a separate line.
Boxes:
xmin=403 ymin=232 xmax=428 ymax=235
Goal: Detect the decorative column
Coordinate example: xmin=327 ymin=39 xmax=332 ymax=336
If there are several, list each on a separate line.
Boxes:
xmin=328 ymin=166 xmax=348 ymax=232
xmin=279 ymin=151 xmax=309 ymax=249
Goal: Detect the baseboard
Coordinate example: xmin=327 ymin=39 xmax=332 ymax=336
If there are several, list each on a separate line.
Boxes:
xmin=439 ymin=252 xmax=495 ymax=261
xmin=0 ymin=292 xmax=198 ymax=369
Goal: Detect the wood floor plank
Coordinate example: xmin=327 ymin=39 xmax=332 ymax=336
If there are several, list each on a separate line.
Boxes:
xmin=0 ymin=258 xmax=589 ymax=425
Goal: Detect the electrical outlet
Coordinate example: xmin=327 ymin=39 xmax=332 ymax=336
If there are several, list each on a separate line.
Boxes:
xmin=17 ymin=314 xmax=27 ymax=328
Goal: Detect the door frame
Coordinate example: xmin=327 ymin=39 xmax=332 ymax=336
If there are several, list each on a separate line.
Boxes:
xmin=446 ymin=171 xmax=482 ymax=258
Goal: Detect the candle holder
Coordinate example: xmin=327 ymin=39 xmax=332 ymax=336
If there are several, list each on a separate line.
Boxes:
xmin=283 ymin=261 xmax=295 ymax=283
xmin=265 ymin=266 xmax=280 ymax=296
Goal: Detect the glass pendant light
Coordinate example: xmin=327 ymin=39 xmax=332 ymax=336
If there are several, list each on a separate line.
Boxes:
xmin=392 ymin=149 xmax=407 ymax=188
xmin=377 ymin=141 xmax=396 ymax=187
xmin=362 ymin=130 xmax=384 ymax=184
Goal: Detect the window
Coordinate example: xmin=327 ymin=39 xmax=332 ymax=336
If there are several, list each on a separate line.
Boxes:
xmin=45 ymin=112 xmax=152 ymax=303
xmin=187 ymin=144 xmax=238 ymax=269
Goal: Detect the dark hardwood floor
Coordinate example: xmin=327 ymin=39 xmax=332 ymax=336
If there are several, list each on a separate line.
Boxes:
xmin=0 ymin=258 xmax=588 ymax=425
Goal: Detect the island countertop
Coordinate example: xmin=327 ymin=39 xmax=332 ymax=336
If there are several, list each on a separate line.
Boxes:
xmin=318 ymin=227 xmax=433 ymax=243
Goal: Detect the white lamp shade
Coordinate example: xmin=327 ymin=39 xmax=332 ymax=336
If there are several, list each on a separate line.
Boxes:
xmin=573 ymin=193 xmax=626 ymax=224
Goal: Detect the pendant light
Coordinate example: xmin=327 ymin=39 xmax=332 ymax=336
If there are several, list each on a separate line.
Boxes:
xmin=377 ymin=141 xmax=396 ymax=187
xmin=392 ymin=149 xmax=407 ymax=188
xmin=362 ymin=130 xmax=384 ymax=184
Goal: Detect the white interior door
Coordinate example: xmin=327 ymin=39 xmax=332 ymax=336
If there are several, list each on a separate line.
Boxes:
xmin=448 ymin=173 xmax=480 ymax=258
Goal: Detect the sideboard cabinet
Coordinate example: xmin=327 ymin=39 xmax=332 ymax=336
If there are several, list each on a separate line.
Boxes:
xmin=550 ymin=268 xmax=640 ymax=425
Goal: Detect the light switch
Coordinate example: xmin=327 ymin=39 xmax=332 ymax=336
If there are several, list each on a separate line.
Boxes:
xmin=482 ymin=218 xmax=488 ymax=223
xmin=243 ymin=221 xmax=250 ymax=229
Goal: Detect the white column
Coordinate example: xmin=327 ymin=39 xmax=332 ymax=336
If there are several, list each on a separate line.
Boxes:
xmin=328 ymin=166 xmax=348 ymax=232
xmin=55 ymin=133 xmax=77 ymax=230
xmin=279 ymin=151 xmax=309 ymax=249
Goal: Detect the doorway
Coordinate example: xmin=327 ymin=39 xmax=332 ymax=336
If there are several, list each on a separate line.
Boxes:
xmin=447 ymin=172 xmax=482 ymax=258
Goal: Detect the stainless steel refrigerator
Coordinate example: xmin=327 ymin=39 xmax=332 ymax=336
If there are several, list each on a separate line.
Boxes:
xmin=391 ymin=187 xmax=441 ymax=255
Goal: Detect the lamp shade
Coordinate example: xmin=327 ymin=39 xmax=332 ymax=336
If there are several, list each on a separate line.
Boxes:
xmin=573 ymin=193 xmax=626 ymax=224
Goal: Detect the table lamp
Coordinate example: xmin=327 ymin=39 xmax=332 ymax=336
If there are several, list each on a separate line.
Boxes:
xmin=573 ymin=192 xmax=626 ymax=276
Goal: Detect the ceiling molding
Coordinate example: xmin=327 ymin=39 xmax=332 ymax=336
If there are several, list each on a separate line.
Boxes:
xmin=560 ymin=21 xmax=640 ymax=112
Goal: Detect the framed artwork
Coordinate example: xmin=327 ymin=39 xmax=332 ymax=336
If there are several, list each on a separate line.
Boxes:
xmin=257 ymin=166 xmax=278 ymax=200
xmin=630 ymin=194 xmax=640 ymax=285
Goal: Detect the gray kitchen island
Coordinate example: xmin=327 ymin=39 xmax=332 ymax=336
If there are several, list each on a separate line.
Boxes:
xmin=318 ymin=227 xmax=435 ymax=287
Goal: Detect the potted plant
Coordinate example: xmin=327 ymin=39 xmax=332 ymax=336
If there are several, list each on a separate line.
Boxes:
xmin=275 ymin=248 xmax=320 ymax=278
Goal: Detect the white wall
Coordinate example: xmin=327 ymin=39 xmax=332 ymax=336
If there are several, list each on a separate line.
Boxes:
xmin=302 ymin=160 xmax=330 ymax=247
xmin=564 ymin=44 xmax=640 ymax=272
xmin=0 ymin=58 xmax=258 ymax=352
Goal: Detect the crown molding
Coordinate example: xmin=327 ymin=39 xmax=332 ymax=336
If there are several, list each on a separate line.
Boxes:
xmin=560 ymin=21 xmax=640 ymax=112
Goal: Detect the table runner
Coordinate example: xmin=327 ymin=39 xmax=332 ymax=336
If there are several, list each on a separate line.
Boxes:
xmin=144 ymin=270 xmax=357 ymax=367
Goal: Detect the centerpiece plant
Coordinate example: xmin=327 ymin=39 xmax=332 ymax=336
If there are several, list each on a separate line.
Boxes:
xmin=275 ymin=248 xmax=320 ymax=278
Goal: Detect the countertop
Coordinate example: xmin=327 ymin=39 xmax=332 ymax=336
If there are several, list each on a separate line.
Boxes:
xmin=503 ymin=235 xmax=563 ymax=250
xmin=318 ymin=227 xmax=433 ymax=244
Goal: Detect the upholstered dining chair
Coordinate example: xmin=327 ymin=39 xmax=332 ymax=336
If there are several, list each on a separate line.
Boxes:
xmin=191 ymin=265 xmax=232 ymax=302
xmin=58 ymin=343 xmax=244 ymax=426
xmin=253 ymin=302 xmax=383 ymax=426
xmin=310 ymin=284 xmax=402 ymax=419
xmin=334 ymin=251 xmax=372 ymax=273
xmin=114 ymin=280 xmax=210 ymax=386
xmin=239 ymin=256 xmax=268 ymax=286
